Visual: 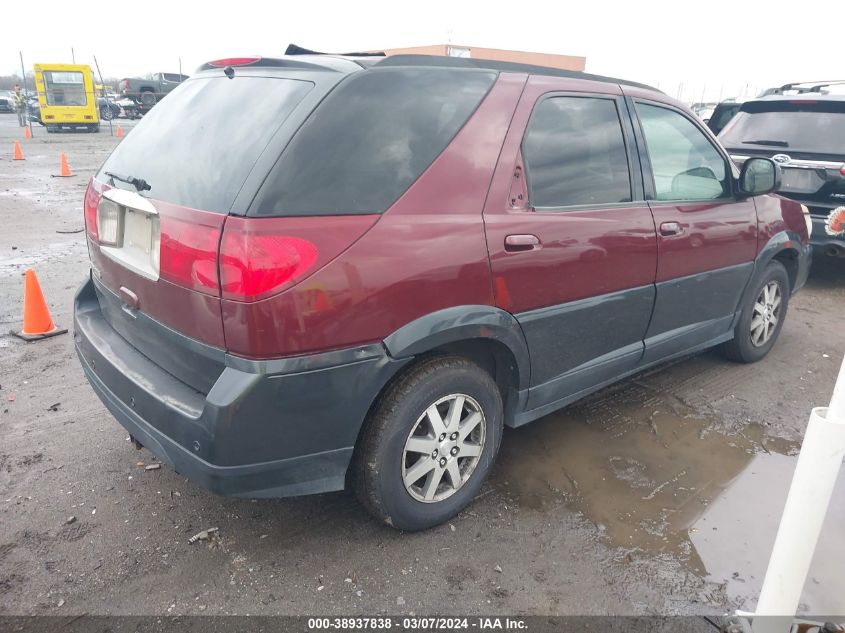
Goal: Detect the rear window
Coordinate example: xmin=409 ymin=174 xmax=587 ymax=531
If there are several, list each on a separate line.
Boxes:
xmin=249 ymin=67 xmax=497 ymax=216
xmin=719 ymin=100 xmax=845 ymax=155
xmin=44 ymin=71 xmax=87 ymax=106
xmin=97 ymin=76 xmax=313 ymax=213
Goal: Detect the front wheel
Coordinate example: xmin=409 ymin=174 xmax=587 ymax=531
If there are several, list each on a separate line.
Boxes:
xmin=100 ymin=106 xmax=114 ymax=121
xmin=722 ymin=260 xmax=790 ymax=363
xmin=352 ymin=356 xmax=503 ymax=531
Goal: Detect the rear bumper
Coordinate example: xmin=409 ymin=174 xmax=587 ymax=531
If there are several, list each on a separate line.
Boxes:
xmin=74 ymin=276 xmax=408 ymax=498
xmin=810 ymin=216 xmax=845 ymax=257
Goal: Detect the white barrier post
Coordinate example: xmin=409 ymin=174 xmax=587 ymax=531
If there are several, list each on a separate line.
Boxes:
xmin=752 ymin=355 xmax=845 ymax=633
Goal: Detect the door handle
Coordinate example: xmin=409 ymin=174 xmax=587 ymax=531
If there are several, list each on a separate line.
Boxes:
xmin=504 ymin=234 xmax=541 ymax=252
xmin=659 ymin=221 xmax=682 ymax=236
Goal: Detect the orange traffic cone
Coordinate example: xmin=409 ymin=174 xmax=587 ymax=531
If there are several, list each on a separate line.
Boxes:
xmin=116 ymin=126 xmax=124 ymax=138
xmin=13 ymin=141 xmax=24 ymax=160
xmin=14 ymin=269 xmax=68 ymax=341
xmin=58 ymin=153 xmax=72 ymax=177
xmin=24 ymin=125 xmax=32 ymax=139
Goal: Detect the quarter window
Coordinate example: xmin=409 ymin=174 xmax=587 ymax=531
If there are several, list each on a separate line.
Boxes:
xmin=637 ymin=103 xmax=730 ymax=201
xmin=522 ymin=96 xmax=632 ymax=208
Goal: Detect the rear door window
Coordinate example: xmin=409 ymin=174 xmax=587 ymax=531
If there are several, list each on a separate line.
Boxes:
xmin=522 ymin=96 xmax=632 ymax=208
xmin=97 ymin=77 xmax=313 ymax=213
xmin=637 ymin=103 xmax=730 ymax=201
xmin=249 ymin=67 xmax=496 ymax=216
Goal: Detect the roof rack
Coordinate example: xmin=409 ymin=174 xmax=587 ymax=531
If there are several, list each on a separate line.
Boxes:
xmin=373 ymin=54 xmax=661 ymax=92
xmin=760 ymin=80 xmax=845 ymax=96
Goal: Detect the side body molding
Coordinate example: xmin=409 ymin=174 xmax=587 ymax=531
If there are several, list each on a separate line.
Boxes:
xmin=382 ymin=305 xmax=532 ymax=393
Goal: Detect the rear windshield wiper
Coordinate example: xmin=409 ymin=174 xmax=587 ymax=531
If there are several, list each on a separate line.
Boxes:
xmin=741 ymin=139 xmax=790 ymax=147
xmin=104 ymin=171 xmax=151 ymax=192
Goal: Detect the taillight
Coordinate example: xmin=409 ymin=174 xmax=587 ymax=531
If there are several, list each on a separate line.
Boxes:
xmin=159 ymin=215 xmax=221 ymax=295
xmin=83 ymin=178 xmax=101 ymax=242
xmin=840 ymin=165 xmax=845 ymax=176
xmin=219 ymin=219 xmax=318 ymax=302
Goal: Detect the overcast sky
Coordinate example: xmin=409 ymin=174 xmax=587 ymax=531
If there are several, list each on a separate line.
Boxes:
xmin=4 ymin=0 xmax=842 ymax=102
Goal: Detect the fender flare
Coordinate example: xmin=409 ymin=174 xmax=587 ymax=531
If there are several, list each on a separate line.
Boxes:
xmin=382 ymin=305 xmax=531 ymax=391
xmin=754 ymin=229 xmax=806 ymax=289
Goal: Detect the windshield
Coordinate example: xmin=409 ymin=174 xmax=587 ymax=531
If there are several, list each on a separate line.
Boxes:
xmin=97 ymin=76 xmax=313 ymax=213
xmin=719 ymin=100 xmax=845 ymax=155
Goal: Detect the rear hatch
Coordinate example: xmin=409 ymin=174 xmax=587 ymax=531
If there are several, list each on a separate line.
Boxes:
xmin=84 ymin=62 xmax=350 ymax=391
xmin=85 ymin=58 xmax=499 ymax=385
xmin=719 ymin=99 xmax=845 ymax=216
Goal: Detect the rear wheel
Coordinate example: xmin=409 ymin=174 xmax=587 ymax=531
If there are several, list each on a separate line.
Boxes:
xmin=722 ymin=260 xmax=790 ymax=363
xmin=139 ymin=91 xmax=156 ymax=108
xmin=353 ymin=356 xmax=503 ymax=531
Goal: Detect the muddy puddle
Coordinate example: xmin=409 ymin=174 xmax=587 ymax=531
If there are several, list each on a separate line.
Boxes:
xmin=494 ymin=380 xmax=844 ymax=613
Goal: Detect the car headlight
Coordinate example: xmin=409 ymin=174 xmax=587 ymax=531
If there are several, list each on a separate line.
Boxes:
xmin=801 ymin=204 xmax=812 ymax=237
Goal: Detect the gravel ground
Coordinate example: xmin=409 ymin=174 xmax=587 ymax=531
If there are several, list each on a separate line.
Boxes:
xmin=0 ymin=114 xmax=843 ymax=617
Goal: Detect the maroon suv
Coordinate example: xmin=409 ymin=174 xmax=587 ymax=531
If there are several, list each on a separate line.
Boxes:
xmin=74 ymin=54 xmax=811 ymax=530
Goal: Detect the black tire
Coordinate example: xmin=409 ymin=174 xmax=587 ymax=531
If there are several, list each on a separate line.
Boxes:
xmin=722 ymin=260 xmax=790 ymax=363
xmin=139 ymin=91 xmax=156 ymax=108
xmin=352 ymin=356 xmax=503 ymax=531
xmin=100 ymin=106 xmax=114 ymax=121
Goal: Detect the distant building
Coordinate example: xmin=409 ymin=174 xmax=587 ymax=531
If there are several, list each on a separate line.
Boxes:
xmin=377 ymin=44 xmax=586 ymax=72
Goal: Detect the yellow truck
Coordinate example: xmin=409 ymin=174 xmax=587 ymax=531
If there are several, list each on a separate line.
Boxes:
xmin=33 ymin=63 xmax=100 ymax=133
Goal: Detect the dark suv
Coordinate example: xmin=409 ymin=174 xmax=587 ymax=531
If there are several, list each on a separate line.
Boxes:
xmin=718 ymin=92 xmax=845 ymax=257
xmin=74 ymin=54 xmax=811 ymax=531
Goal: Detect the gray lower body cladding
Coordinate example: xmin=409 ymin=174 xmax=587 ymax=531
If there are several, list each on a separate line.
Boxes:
xmin=74 ymin=276 xmax=408 ymax=498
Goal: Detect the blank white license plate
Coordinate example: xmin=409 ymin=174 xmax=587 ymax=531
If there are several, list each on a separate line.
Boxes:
xmin=100 ymin=207 xmax=160 ymax=280
xmin=781 ymin=168 xmax=823 ymax=194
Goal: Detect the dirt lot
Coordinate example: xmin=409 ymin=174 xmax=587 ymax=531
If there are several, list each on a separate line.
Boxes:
xmin=1 ymin=114 xmax=843 ymax=617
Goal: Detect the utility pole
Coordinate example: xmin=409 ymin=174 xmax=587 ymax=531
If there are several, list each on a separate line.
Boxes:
xmin=71 ymin=47 xmax=75 ymax=64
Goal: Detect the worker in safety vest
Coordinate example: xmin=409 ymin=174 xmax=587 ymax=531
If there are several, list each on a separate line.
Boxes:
xmin=13 ymin=85 xmax=26 ymax=127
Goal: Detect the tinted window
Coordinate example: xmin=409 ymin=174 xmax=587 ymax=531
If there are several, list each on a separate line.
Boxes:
xmin=708 ymin=103 xmax=740 ymax=135
xmin=250 ymin=68 xmax=496 ymax=216
xmin=97 ymin=77 xmax=313 ymax=213
xmin=522 ymin=96 xmax=631 ymax=208
xmin=719 ymin=100 xmax=845 ymax=155
xmin=637 ymin=103 xmax=729 ymax=201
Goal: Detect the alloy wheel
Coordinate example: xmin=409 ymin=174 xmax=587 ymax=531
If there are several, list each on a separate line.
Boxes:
xmin=750 ymin=281 xmax=782 ymax=347
xmin=402 ymin=394 xmax=486 ymax=503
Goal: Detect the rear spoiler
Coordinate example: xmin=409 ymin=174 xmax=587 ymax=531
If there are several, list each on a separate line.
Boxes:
xmin=285 ymin=43 xmax=386 ymax=57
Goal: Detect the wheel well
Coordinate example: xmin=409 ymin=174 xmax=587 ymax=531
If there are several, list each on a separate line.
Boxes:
xmin=425 ymin=338 xmax=519 ymax=413
xmin=346 ymin=338 xmax=521 ymax=489
xmin=772 ymin=249 xmax=798 ymax=291
xmin=368 ymin=338 xmax=520 ymax=425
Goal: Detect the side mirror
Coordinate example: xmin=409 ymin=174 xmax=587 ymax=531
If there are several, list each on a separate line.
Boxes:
xmin=738 ymin=157 xmax=781 ymax=196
